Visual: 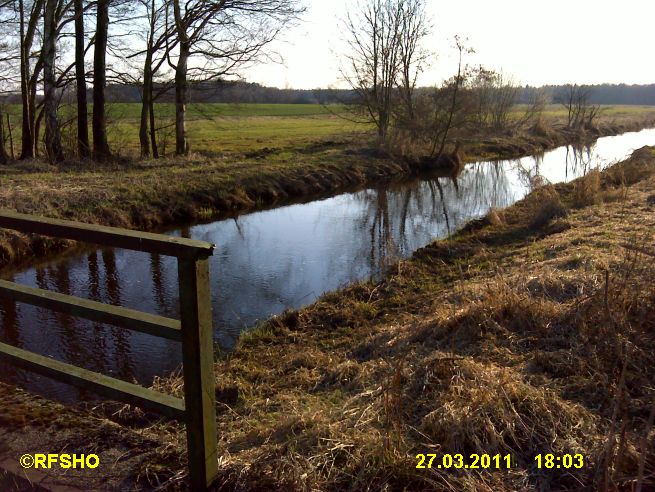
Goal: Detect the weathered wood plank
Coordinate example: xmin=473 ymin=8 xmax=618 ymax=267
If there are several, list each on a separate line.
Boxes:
xmin=0 ymin=210 xmax=214 ymax=259
xmin=0 ymin=342 xmax=185 ymax=419
xmin=0 ymin=280 xmax=181 ymax=341
xmin=178 ymin=257 xmax=219 ymax=489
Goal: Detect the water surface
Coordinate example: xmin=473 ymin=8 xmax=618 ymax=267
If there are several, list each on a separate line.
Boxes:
xmin=2 ymin=129 xmax=654 ymax=402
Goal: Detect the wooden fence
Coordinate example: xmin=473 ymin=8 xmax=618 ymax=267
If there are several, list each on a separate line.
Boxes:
xmin=0 ymin=211 xmax=218 ymax=490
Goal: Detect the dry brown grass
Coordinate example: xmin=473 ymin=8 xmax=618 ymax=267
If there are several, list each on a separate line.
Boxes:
xmin=115 ymin=145 xmax=654 ymax=491
xmin=485 ymin=207 xmax=505 ymax=226
xmin=572 ymin=168 xmax=602 ymax=208
xmin=528 ymin=185 xmax=568 ymax=229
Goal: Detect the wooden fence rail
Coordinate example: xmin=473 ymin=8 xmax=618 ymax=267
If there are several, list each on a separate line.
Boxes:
xmin=0 ymin=210 xmax=218 ymax=490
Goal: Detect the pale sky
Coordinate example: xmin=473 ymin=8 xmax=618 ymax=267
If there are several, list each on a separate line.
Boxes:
xmin=242 ymin=0 xmax=655 ymax=89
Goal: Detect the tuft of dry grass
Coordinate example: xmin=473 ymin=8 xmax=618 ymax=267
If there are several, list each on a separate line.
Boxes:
xmin=572 ymin=168 xmax=602 ymax=208
xmin=528 ymin=185 xmax=568 ymax=229
xmin=486 ymin=207 xmax=505 ymax=226
xmin=530 ymin=118 xmax=556 ymax=140
xmin=418 ymin=358 xmax=600 ymax=460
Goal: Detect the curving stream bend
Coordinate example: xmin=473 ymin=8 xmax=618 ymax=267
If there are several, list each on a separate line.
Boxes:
xmin=1 ymin=128 xmax=654 ymax=403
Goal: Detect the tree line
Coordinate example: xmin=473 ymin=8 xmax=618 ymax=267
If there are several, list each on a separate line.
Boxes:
xmin=4 ymin=80 xmax=652 ymax=108
xmin=522 ymin=84 xmax=655 ymax=106
xmin=337 ymin=0 xmax=639 ymax=158
xmin=4 ymin=79 xmax=652 ymax=108
xmin=0 ymin=0 xmax=304 ymax=163
xmin=339 ymin=0 xmax=528 ymax=158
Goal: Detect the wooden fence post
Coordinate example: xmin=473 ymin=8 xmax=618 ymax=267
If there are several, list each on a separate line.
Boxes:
xmin=178 ymin=256 xmax=218 ymax=490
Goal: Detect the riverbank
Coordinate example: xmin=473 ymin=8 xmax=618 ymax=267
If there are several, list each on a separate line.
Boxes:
xmin=160 ymin=144 xmax=655 ymax=491
xmin=0 ymin=111 xmax=654 ymax=271
xmin=1 ymin=145 xmax=653 ymax=490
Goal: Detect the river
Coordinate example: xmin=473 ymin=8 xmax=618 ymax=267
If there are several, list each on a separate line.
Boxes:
xmin=1 ymin=128 xmax=654 ymax=403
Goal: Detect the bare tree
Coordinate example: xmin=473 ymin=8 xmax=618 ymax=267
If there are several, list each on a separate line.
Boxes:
xmin=1 ymin=0 xmax=86 ymax=162
xmin=138 ymin=0 xmax=164 ymax=157
xmin=1 ymin=0 xmax=46 ymax=160
xmin=430 ymin=36 xmax=468 ymax=158
xmin=169 ymin=0 xmax=304 ymax=155
xmin=1 ymin=0 xmax=46 ymax=159
xmin=469 ymin=65 xmax=495 ymax=128
xmin=341 ymin=0 xmax=403 ymax=143
xmin=518 ymin=87 xmax=549 ymax=128
xmin=557 ymin=84 xmax=600 ymax=130
xmin=489 ymin=73 xmax=518 ymax=130
xmin=395 ymin=0 xmax=430 ymax=135
xmin=467 ymin=67 xmax=519 ymax=131
xmin=96 ymin=0 xmax=171 ymax=158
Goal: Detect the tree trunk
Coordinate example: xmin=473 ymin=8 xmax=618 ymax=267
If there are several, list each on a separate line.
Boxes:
xmin=28 ymin=73 xmax=39 ymax=156
xmin=149 ymin=88 xmax=159 ymax=158
xmin=43 ymin=0 xmax=64 ymax=162
xmin=92 ymin=0 xmax=111 ymax=162
xmin=173 ymin=0 xmax=189 ymax=156
xmin=0 ymin=111 xmax=8 ymax=165
xmin=74 ymin=0 xmax=90 ymax=158
xmin=19 ymin=0 xmax=34 ymax=159
xmin=24 ymin=0 xmax=45 ymax=158
xmin=175 ymin=41 xmax=189 ymax=155
xmin=139 ymin=0 xmax=158 ymax=158
xmin=139 ymin=50 xmax=153 ymax=157
xmin=432 ymin=48 xmax=463 ymax=159
xmin=6 ymin=114 xmax=15 ymax=159
xmin=139 ymin=73 xmax=151 ymax=157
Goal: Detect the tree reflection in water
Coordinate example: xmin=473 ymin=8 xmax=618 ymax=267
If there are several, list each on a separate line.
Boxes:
xmin=1 ymin=128 xmax=654 ymax=403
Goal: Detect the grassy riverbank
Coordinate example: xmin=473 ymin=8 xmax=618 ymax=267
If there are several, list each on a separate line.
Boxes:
xmin=1 ymin=145 xmax=653 ymax=490
xmin=0 ymin=105 xmax=654 ymax=270
xmin=152 ymin=145 xmax=655 ymax=491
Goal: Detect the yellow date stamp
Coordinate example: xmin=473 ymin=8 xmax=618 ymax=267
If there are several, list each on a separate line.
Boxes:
xmin=416 ymin=453 xmax=586 ymax=470
xmin=416 ymin=453 xmax=513 ymax=469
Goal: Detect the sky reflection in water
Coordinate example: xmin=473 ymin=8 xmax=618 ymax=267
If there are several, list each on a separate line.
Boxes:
xmin=1 ymin=128 xmax=654 ymax=402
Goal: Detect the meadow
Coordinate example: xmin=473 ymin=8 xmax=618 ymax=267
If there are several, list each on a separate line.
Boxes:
xmin=3 ymin=103 xmax=655 ymax=157
xmin=2 ymin=103 xmax=359 ymax=155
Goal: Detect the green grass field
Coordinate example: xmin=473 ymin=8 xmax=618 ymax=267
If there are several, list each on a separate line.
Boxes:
xmin=2 ymin=103 xmax=360 ymax=155
xmin=2 ymin=102 xmax=654 ymax=157
xmin=516 ymin=103 xmax=655 ymax=119
xmin=108 ymin=102 xmax=345 ymax=118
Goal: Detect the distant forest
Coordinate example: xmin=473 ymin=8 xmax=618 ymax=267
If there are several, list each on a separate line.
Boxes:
xmin=3 ymin=81 xmax=655 ymax=106
xmin=519 ymin=84 xmax=655 ymax=106
xmin=110 ymin=81 xmax=655 ymax=106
